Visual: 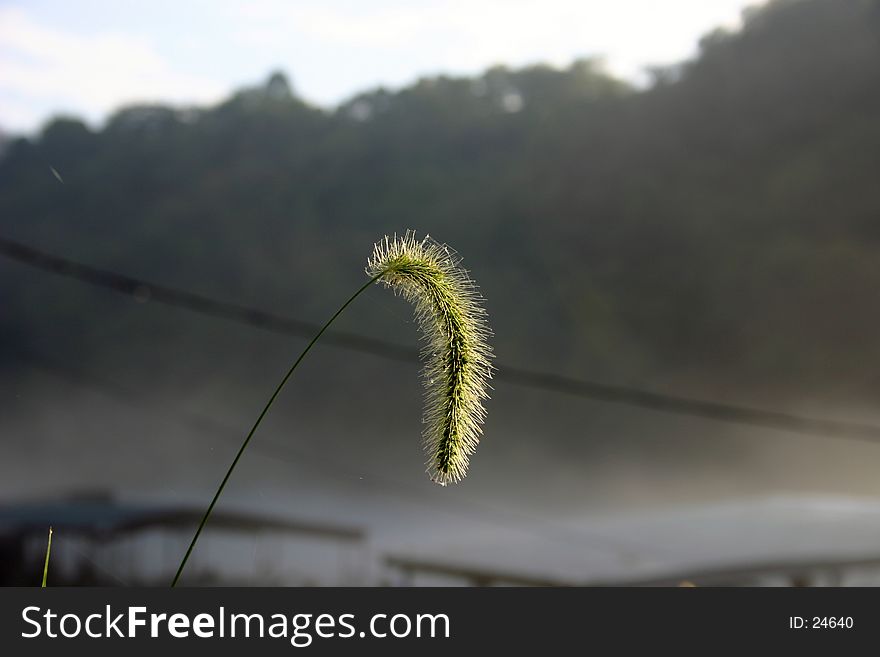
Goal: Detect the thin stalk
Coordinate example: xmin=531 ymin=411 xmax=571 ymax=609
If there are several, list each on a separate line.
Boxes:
xmin=41 ymin=526 xmax=52 ymax=587
xmin=171 ymin=275 xmax=381 ymax=587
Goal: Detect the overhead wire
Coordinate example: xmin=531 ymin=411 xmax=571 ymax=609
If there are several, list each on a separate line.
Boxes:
xmin=3 ymin=234 xmax=880 ymax=444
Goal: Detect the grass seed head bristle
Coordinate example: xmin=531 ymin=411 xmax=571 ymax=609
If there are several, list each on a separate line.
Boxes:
xmin=366 ymin=231 xmax=494 ymax=485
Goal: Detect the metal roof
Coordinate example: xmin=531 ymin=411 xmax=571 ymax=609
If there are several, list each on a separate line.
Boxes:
xmin=0 ymin=491 xmax=365 ymax=542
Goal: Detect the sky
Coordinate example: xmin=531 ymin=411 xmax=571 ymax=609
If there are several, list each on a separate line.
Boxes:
xmin=0 ymin=0 xmax=762 ymax=135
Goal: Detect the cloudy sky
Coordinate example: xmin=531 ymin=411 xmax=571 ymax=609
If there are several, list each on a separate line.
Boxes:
xmin=0 ymin=0 xmax=760 ymax=135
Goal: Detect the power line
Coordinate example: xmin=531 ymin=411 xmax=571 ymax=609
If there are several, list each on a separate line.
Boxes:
xmin=3 ymin=234 xmax=880 ymax=443
xmin=0 ymin=235 xmax=414 ymax=362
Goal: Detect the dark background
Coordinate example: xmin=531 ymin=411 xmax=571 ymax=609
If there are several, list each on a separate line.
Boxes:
xmin=3 ymin=0 xmax=880 ymax=586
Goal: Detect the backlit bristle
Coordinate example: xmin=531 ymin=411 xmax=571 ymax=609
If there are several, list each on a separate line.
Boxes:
xmin=367 ymin=231 xmax=494 ymax=485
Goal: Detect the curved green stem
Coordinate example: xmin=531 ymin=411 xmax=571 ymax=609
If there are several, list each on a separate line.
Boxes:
xmin=41 ymin=526 xmax=52 ymax=587
xmin=171 ymin=275 xmax=381 ymax=587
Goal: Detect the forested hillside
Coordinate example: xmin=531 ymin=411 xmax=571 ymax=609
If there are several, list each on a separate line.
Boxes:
xmin=2 ymin=0 xmax=879 ymax=404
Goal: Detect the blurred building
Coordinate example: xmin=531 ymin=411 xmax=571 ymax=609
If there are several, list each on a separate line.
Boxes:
xmin=0 ymin=490 xmax=366 ymax=586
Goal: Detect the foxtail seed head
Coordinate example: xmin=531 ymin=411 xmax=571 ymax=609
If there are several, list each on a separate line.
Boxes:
xmin=367 ymin=231 xmax=494 ymax=485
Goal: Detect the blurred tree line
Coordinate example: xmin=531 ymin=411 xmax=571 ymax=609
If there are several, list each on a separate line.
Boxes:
xmin=2 ymin=0 xmax=879 ymax=404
